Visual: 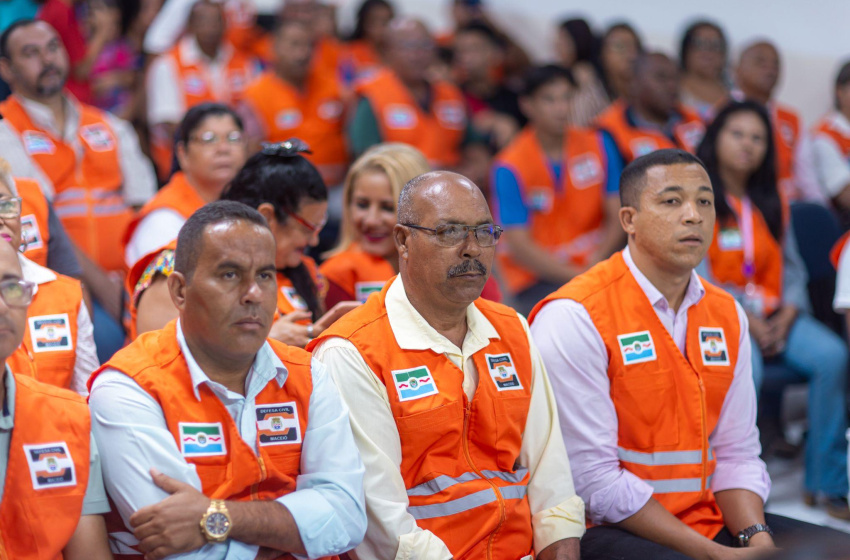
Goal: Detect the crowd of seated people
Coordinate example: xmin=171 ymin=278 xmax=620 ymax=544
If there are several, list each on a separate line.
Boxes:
xmin=3 ymin=0 xmax=850 ymax=558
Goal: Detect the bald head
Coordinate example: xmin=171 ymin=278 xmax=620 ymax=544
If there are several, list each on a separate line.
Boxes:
xmin=398 ymin=171 xmax=488 ymax=226
xmin=736 ymin=41 xmax=780 ymax=102
xmin=385 ymin=17 xmax=434 ymax=83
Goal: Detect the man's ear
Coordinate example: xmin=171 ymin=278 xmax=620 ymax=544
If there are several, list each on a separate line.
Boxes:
xmin=394 ymin=224 xmax=410 ymax=262
xmin=619 ymin=206 xmax=638 ymax=237
xmin=168 ymin=271 xmax=188 ymax=312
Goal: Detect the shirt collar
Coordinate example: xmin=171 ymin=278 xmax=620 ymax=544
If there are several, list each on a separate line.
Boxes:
xmin=18 ymin=253 xmax=56 ymax=296
xmin=622 ymin=246 xmax=705 ymax=312
xmin=180 ymin=35 xmax=232 ymax=66
xmin=15 ymin=94 xmax=80 ymax=140
xmin=384 ymin=275 xmax=500 ymax=355
xmin=0 ymin=366 xmax=15 ymax=429
xmin=175 ymin=320 xmax=288 ymax=401
xmin=828 ymin=110 xmax=850 ymax=134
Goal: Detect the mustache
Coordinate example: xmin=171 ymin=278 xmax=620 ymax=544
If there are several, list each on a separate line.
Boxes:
xmin=447 ymin=259 xmax=487 ymax=278
xmin=38 ymin=65 xmax=60 ymax=80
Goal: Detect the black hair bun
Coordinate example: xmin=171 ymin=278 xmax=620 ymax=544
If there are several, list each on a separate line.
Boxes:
xmin=261 ymin=138 xmax=313 ymax=157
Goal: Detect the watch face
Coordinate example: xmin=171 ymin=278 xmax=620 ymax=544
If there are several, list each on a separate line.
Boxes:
xmin=205 ymin=512 xmax=231 ymax=537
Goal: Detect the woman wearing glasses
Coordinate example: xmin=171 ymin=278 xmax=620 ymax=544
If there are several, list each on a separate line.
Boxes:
xmin=0 ymin=160 xmax=99 ymax=395
xmin=123 ymin=102 xmax=248 ymax=268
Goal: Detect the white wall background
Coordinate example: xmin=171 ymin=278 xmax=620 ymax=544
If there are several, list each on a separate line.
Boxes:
xmin=330 ymin=0 xmax=850 ymax=126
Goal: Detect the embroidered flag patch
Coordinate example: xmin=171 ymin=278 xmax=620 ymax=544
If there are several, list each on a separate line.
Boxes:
xmin=256 ymin=402 xmax=301 ymax=446
xmin=434 ymin=100 xmax=466 ymax=129
xmin=281 ymin=286 xmax=308 ymax=310
xmin=80 ymin=123 xmax=115 ymax=152
xmin=569 ymin=153 xmax=603 ymax=189
xmin=393 ymin=366 xmax=438 ymax=402
xmin=629 ymin=138 xmax=658 ymax=158
xmin=22 ymin=131 xmax=55 ymax=155
xmin=179 ymin=423 xmax=226 ymax=457
xmin=717 ymin=228 xmax=743 ymax=251
xmin=183 ymin=74 xmax=207 ymax=96
xmin=29 ymin=314 xmax=73 ymax=353
xmin=486 ymin=353 xmax=523 ymax=391
xmin=699 ymin=327 xmax=730 ymax=366
xmin=24 ymin=442 xmax=76 ymax=489
xmin=275 ymin=109 xmax=303 ymax=130
xmin=617 ymin=331 xmax=657 ymax=365
xmin=354 ymin=281 xmax=384 ymax=303
xmin=20 ymin=214 xmax=44 ymax=251
xmin=384 ymin=104 xmax=417 ymax=129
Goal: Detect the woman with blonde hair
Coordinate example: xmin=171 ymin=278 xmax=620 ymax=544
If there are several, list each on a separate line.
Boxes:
xmin=322 ymin=143 xmax=429 ymax=307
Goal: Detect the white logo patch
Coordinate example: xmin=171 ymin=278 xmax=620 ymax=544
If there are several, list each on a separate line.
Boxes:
xmin=29 ymin=314 xmax=73 ymax=353
xmin=485 ymin=353 xmax=523 ymax=391
xmin=80 ymin=124 xmax=115 ymax=152
xmin=22 ymin=131 xmax=55 ymax=155
xmin=384 ymin=104 xmax=417 ymax=129
xmin=256 ymin=402 xmax=301 ymax=446
xmin=699 ymin=327 xmax=731 ymax=366
xmin=20 ymin=214 xmax=44 ymax=251
xmin=24 ymin=442 xmax=77 ymax=490
xmin=179 ymin=422 xmax=227 ymax=457
xmin=281 ymin=286 xmax=307 ymax=310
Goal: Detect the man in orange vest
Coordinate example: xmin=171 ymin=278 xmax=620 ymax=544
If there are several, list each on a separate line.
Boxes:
xmin=146 ymin=0 xmax=258 ymax=181
xmin=529 ymin=149 xmax=850 ymax=559
xmin=0 ymin=239 xmax=112 ymax=559
xmin=349 ymin=18 xmax=489 ymax=182
xmin=813 ymin=60 xmax=850 ymax=213
xmin=734 ymin=41 xmax=823 ymax=204
xmin=493 ymin=64 xmax=624 ymax=315
xmin=89 ymin=201 xmax=366 ymax=559
xmin=309 ymin=171 xmax=585 ymax=559
xmin=238 ymin=19 xmax=348 ymax=187
xmin=596 ymin=52 xmax=705 ymax=165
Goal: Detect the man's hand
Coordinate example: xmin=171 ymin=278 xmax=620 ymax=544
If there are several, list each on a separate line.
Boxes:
xmin=269 ymin=310 xmax=313 ymax=347
xmin=129 ymin=469 xmax=211 ymax=560
xmin=537 ymin=538 xmax=580 ymax=560
xmin=764 ymin=305 xmax=798 ymax=356
xmin=707 ymin=544 xmax=776 ymax=560
xmin=747 ymin=315 xmax=774 ymax=355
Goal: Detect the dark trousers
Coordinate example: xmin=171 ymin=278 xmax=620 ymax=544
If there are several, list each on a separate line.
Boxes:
xmin=580 ymin=513 xmax=850 ymax=559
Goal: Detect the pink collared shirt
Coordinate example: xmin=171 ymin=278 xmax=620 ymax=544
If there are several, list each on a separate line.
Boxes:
xmin=530 ymin=247 xmax=770 ymax=525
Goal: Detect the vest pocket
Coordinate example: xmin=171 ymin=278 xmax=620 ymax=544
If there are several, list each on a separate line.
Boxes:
xmin=395 ymin=400 xmax=463 ymax=433
xmin=493 ymin=396 xmax=531 ymax=470
xmin=611 ymin=370 xmax=679 ymax=449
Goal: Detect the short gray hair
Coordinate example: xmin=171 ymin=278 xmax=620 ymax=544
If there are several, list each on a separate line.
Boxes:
xmin=397 ymin=173 xmax=432 ymax=225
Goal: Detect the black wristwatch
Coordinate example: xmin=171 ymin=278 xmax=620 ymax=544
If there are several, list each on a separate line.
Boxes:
xmin=737 ymin=523 xmax=773 ymax=547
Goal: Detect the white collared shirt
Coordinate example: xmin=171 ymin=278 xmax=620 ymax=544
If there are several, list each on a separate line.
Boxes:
xmin=18 ymin=253 xmax=98 ymax=396
xmin=89 ymin=322 xmax=366 ymax=559
xmin=813 ymin=110 xmax=850 ymax=198
xmin=530 ymin=247 xmax=769 ymax=526
xmin=313 ymin=276 xmax=586 ymax=560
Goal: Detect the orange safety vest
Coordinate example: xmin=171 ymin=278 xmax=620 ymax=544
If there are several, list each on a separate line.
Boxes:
xmin=528 ymin=252 xmax=739 ymax=539
xmin=772 ymin=104 xmax=800 ymax=202
xmin=319 ymin=244 xmax=395 ymax=303
xmin=149 ymin=40 xmax=257 ymax=181
xmin=494 ymin=126 xmax=608 ymax=294
xmin=125 ymin=239 xmax=178 ymax=342
xmin=16 ymin=177 xmax=50 ymax=267
xmin=0 ymin=373 xmax=91 ymax=560
xmin=831 ymin=231 xmax=850 ymax=269
xmin=276 ymin=256 xmax=326 ymax=324
xmin=242 ymin=71 xmax=348 ymax=185
xmin=122 ymin=172 xmax=206 ymax=250
xmin=88 ymin=320 xmax=335 ymax=560
xmin=596 ymin=100 xmax=705 ymax=163
xmin=7 ymin=262 xmax=83 ymax=390
xmin=0 ymin=96 xmax=133 ymax=273
xmin=814 ymin=114 xmax=850 ymax=162
xmin=339 ymin=40 xmax=382 ymax=85
xmin=705 ymin=196 xmax=783 ymax=317
xmin=355 ymin=69 xmax=467 ymax=168
xmin=307 ymin=280 xmax=534 ymax=559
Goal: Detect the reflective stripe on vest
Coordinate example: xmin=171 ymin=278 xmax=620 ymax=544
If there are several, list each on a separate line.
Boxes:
xmin=618 ymin=447 xmax=714 ymax=466
xmin=407 ymin=467 xmax=529 ymax=497
xmin=646 ymin=475 xmax=713 ymax=494
xmin=408 ymin=484 xmax=529 ymax=520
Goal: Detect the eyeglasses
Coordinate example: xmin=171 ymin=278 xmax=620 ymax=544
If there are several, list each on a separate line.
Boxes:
xmin=402 ymin=223 xmax=503 ymax=247
xmin=285 ymin=209 xmax=327 ymax=235
xmin=0 ymin=279 xmax=35 ymax=308
xmin=189 ymin=130 xmax=244 ymax=146
xmin=691 ymin=38 xmax=725 ymax=53
xmin=0 ymin=197 xmax=22 ymax=220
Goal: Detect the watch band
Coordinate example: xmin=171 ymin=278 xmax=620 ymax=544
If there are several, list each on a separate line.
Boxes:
xmin=737 ymin=523 xmax=773 ymax=547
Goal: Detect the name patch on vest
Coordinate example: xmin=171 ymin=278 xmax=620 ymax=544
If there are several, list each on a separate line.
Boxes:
xmin=434 ymin=100 xmax=466 ymax=130
xmin=699 ymin=327 xmax=731 ymax=366
xmin=22 ymin=131 xmax=55 ymax=155
xmin=275 ymin=109 xmax=303 ymax=130
xmin=281 ymin=286 xmax=308 ymax=310
xmin=384 ymin=104 xmax=417 ymax=129
xmin=568 ymin=153 xmax=603 ymax=189
xmin=354 ymin=281 xmax=384 ymax=303
xmin=80 ymin=124 xmax=115 ymax=152
xmin=20 ymin=214 xmax=45 ymax=251
xmin=617 ymin=330 xmax=657 ymax=365
xmin=256 ymin=402 xmax=301 ymax=446
xmin=179 ymin=422 xmax=226 ymax=457
xmin=629 ymin=138 xmax=658 ymax=159
xmin=678 ymin=122 xmax=705 ymax=150
xmin=183 ymin=73 xmax=207 ymax=96
xmin=717 ymin=228 xmax=743 ymax=251
xmin=392 ymin=366 xmax=438 ymax=402
xmin=485 ymin=353 xmax=523 ymax=391
xmin=318 ymin=99 xmax=344 ymax=121
xmin=24 ymin=442 xmax=76 ymax=490
xmin=29 ymin=314 xmax=73 ymax=353
xmin=527 ymin=188 xmax=554 ymax=212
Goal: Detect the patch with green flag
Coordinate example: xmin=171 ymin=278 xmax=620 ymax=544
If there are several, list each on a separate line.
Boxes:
xmin=617 ymin=330 xmax=657 ymax=365
xmin=392 ymin=366 xmax=438 ymax=402
xmin=179 ymin=422 xmax=226 ymax=457
xmin=355 ymin=281 xmax=385 ymax=303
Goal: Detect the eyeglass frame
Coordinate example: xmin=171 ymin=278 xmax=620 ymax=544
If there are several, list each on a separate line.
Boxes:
xmin=285 ymin=209 xmax=327 ymax=235
xmin=400 ymin=223 xmax=503 ymax=247
xmin=188 ymin=130 xmax=245 ymax=146
xmin=0 ymin=197 xmax=22 ymax=220
xmin=0 ymin=278 xmax=36 ymax=308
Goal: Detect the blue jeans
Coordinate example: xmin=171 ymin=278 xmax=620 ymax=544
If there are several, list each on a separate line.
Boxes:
xmin=751 ymin=313 xmax=849 ymax=496
xmin=92 ymin=300 xmax=126 ymax=364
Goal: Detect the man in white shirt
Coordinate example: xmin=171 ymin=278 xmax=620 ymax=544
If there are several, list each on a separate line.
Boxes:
xmin=812 ymin=61 xmax=850 ymax=211
xmin=89 ymin=201 xmax=366 ymax=558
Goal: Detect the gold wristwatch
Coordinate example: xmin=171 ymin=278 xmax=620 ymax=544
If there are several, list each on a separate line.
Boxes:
xmin=200 ymin=499 xmax=232 ymax=542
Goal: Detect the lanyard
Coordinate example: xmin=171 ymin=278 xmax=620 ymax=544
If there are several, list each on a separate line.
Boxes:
xmin=730 ymin=195 xmax=757 ymax=281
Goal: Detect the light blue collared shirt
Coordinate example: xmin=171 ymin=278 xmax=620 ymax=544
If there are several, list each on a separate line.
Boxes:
xmin=89 ymin=323 xmax=366 ymax=559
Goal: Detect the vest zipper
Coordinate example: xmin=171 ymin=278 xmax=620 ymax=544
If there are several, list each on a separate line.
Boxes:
xmin=697 ymin=377 xmax=708 ymax=491
xmin=252 ymin=455 xmax=268 ymax=500
xmin=462 ymin=403 xmax=506 ymax=560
